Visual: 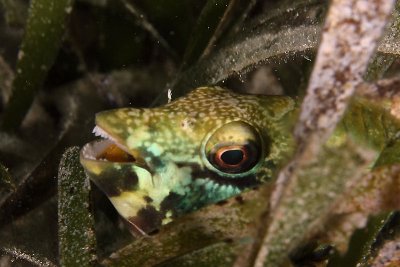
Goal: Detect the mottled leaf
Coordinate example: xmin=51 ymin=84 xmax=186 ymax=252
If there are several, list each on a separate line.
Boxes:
xmin=253 ymin=139 xmax=375 ymax=266
xmin=253 ymin=0 xmax=395 ymax=266
xmin=357 ymin=77 xmax=400 ymax=100
xmin=318 ymin=165 xmax=400 ymax=255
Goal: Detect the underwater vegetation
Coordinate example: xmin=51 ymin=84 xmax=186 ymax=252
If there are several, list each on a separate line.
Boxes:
xmin=0 ymin=0 xmax=400 ymax=266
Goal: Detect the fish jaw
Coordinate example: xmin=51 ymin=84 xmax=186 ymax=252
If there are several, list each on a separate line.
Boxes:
xmin=80 ymin=140 xmax=204 ymax=235
xmin=80 ymin=139 xmax=185 ymax=234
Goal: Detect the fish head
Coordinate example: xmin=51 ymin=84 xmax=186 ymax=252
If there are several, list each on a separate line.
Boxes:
xmin=80 ymin=86 xmax=295 ymax=234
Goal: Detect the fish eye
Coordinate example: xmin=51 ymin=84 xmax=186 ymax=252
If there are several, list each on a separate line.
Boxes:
xmin=204 ymin=121 xmax=263 ymax=174
xmin=212 ymin=144 xmax=259 ymax=173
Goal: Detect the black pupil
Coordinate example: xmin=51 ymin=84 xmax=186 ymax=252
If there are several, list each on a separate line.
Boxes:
xmin=221 ymin=149 xmax=244 ymax=165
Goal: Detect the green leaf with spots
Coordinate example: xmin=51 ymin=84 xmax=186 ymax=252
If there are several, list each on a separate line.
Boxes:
xmin=58 ymin=147 xmax=96 ymax=267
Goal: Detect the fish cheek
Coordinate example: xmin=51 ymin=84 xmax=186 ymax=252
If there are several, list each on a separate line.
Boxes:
xmin=85 ymin=163 xmax=163 ymax=233
xmin=86 ymin=164 xmax=139 ymax=197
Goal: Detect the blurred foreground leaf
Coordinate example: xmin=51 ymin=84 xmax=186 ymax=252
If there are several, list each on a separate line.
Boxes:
xmin=254 ymin=139 xmax=375 ymax=266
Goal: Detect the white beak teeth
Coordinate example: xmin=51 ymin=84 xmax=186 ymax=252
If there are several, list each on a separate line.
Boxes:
xmin=92 ymin=126 xmax=132 ymax=156
xmin=93 ymin=126 xmax=113 ymax=140
xmin=81 ymin=139 xmax=114 ymax=161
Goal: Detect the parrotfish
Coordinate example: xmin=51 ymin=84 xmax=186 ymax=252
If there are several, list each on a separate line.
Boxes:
xmin=80 ymin=86 xmax=296 ymax=235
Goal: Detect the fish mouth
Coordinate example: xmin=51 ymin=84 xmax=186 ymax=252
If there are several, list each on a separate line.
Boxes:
xmin=80 ymin=126 xmax=143 ymax=165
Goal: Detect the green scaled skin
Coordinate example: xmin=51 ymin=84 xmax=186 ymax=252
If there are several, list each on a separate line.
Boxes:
xmin=80 ymin=86 xmax=296 ymax=234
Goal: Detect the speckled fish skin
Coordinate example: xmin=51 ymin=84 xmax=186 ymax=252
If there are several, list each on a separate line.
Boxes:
xmin=80 ymin=86 xmax=296 ymax=234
